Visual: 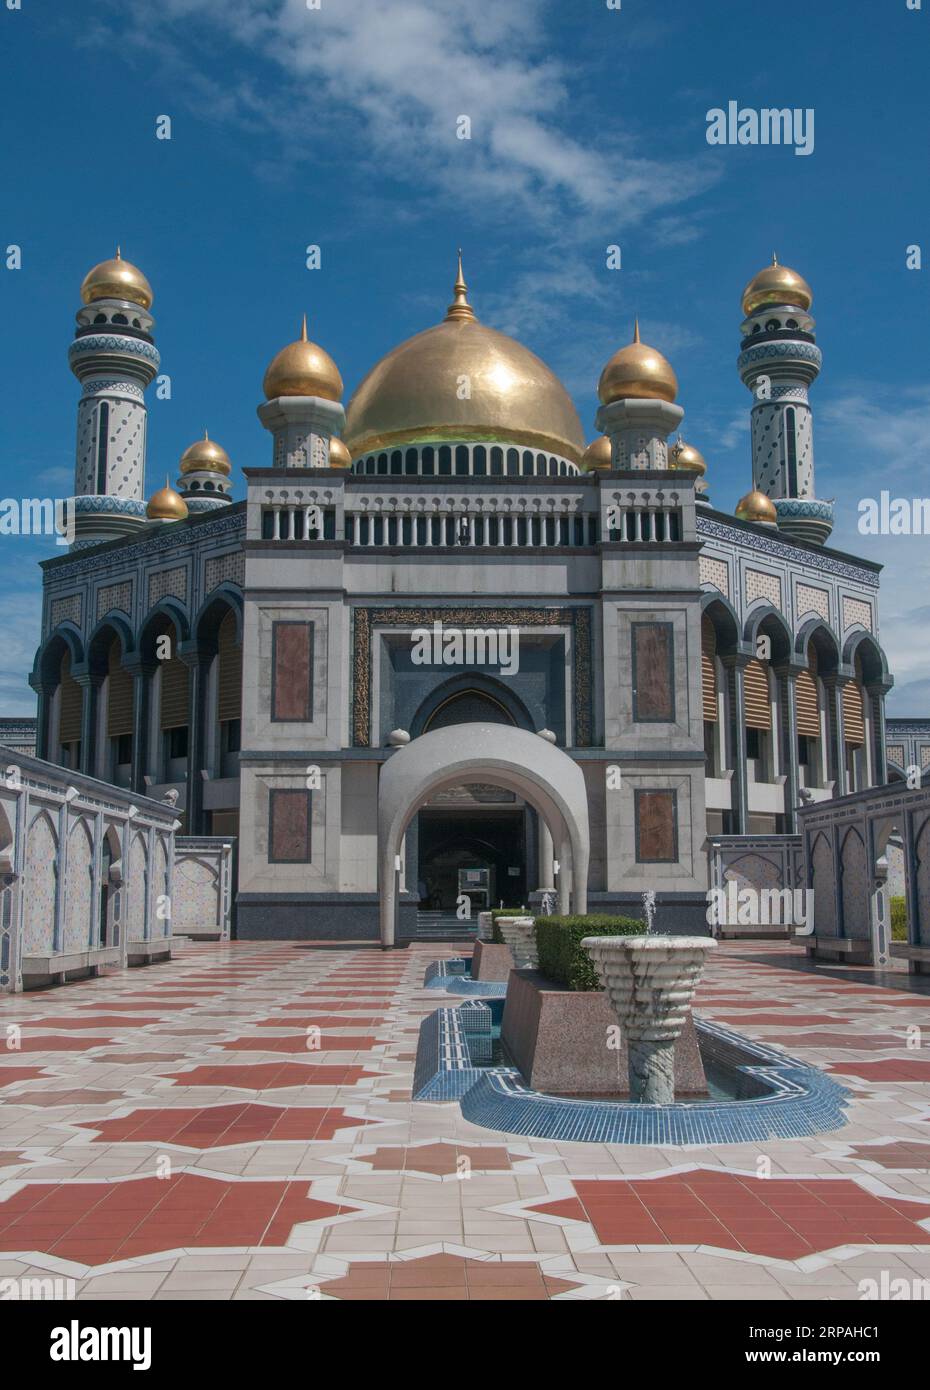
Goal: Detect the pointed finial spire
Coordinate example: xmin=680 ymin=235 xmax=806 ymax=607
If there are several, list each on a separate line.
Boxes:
xmin=204 ymin=429 xmax=209 ymax=441
xmin=772 ymin=252 xmax=779 ymax=265
xmin=633 ymin=317 xmax=641 ymax=344
xmin=116 ymin=246 xmax=122 ymax=260
xmin=300 ymin=313 xmax=308 ymax=342
xmin=445 ymin=248 xmax=476 ymax=322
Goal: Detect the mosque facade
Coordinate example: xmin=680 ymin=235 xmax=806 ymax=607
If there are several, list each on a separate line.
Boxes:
xmin=29 ymin=251 xmax=893 ymax=939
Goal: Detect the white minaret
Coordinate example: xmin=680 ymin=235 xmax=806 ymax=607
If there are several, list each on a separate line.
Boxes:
xmin=737 ymin=256 xmax=833 ymax=544
xmin=69 ymin=250 xmax=159 ymax=546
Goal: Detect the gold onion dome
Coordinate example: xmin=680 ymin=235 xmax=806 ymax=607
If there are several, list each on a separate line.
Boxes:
xmin=343 ymin=252 xmax=585 ymax=464
xmin=598 ymin=320 xmax=678 ymax=406
xmin=179 ymin=431 xmax=231 ymax=476
xmin=741 ymin=255 xmax=813 ymax=316
xmin=735 ymin=488 xmax=777 ymax=524
xmin=263 ymin=314 xmax=343 ymax=402
xmin=581 ymin=435 xmax=613 ymax=471
xmin=80 ymin=248 xmax=153 ymax=310
xmin=147 ymin=479 xmax=188 ymax=521
xmin=668 ymin=437 xmax=707 ymax=476
xmin=328 ymin=436 xmax=352 ymax=469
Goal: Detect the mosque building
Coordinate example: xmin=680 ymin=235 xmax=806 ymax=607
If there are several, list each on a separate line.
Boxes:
xmin=29 ymin=249 xmax=893 ymax=938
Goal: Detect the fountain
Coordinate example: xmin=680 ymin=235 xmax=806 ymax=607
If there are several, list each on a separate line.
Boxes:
xmin=496 ymin=915 xmax=538 ymax=970
xmin=581 ymin=935 xmax=716 ymax=1103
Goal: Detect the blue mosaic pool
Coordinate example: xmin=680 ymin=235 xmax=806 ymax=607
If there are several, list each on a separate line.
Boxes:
xmin=422 ymin=958 xmax=508 ymax=998
xmin=411 ymin=1000 xmax=850 ymax=1145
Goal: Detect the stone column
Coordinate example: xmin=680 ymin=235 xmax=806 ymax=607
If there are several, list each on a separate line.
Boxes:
xmin=826 ymin=676 xmax=847 ymax=797
xmin=179 ymin=643 xmax=212 ymax=835
xmin=724 ymin=656 xmax=750 ymax=832
xmin=867 ymin=682 xmax=889 ymax=787
xmin=122 ymin=655 xmax=151 ymax=796
xmin=73 ymin=668 xmax=99 ymax=778
xmin=31 ymin=681 xmax=50 ymax=761
xmin=778 ymin=666 xmax=801 ymax=832
xmin=537 ymin=818 xmax=555 ymax=892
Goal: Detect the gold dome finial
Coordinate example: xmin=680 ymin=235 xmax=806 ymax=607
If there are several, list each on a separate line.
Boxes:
xmin=581 ymin=435 xmax=613 ymax=472
xmin=147 ymin=477 xmax=188 ymax=521
xmin=735 ymin=488 xmax=777 ymax=525
xmin=741 ymin=256 xmax=812 ymax=315
xmin=328 ymin=435 xmax=352 ymax=469
xmin=668 ymin=436 xmax=707 ymax=476
xmin=598 ymin=322 xmax=678 ymax=406
xmin=445 ymin=248 xmax=476 ymax=322
xmin=80 ymin=248 xmax=153 ymax=310
xmin=180 ymin=432 xmax=232 ymax=477
xmin=262 ymin=318 xmax=343 ymax=401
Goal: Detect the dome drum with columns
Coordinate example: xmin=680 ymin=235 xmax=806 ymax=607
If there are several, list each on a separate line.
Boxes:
xmin=33 ymin=244 xmax=890 ymax=943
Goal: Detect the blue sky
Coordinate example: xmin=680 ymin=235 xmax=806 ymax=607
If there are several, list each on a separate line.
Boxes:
xmin=1 ymin=0 xmax=928 ymax=713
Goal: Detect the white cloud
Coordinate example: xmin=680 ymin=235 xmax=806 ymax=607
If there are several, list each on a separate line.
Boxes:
xmin=106 ymin=0 xmax=718 ymax=232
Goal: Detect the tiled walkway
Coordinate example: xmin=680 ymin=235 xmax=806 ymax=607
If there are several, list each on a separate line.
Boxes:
xmin=2 ymin=938 xmax=930 ymax=1300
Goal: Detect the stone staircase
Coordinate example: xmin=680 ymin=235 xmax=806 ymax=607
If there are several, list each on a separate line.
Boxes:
xmin=410 ymin=911 xmax=479 ymax=942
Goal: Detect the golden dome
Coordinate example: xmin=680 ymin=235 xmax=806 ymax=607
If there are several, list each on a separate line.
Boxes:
xmin=146 ymin=479 xmax=189 ymax=522
xmin=668 ymin=437 xmax=706 ymax=476
xmin=598 ymin=320 xmax=678 ymax=405
xmin=343 ymin=253 xmax=585 ymax=464
xmin=328 ymin=435 xmax=352 ymax=469
xmin=741 ymin=255 xmax=813 ymax=316
xmin=263 ymin=314 xmax=343 ymax=402
xmin=581 ymin=435 xmax=613 ymax=471
xmin=179 ymin=431 xmax=231 ymax=476
xmin=735 ymin=489 xmax=777 ymax=525
xmin=80 ymin=248 xmax=153 ymax=310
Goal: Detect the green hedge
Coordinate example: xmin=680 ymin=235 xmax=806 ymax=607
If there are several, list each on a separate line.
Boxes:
xmin=891 ymin=896 xmax=908 ymax=942
xmin=536 ymin=914 xmax=646 ymax=991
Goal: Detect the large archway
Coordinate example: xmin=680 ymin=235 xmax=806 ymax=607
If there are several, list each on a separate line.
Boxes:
xmin=377 ymin=724 xmax=590 ymax=946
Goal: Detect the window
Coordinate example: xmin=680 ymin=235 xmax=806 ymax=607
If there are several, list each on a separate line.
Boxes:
xmin=746 ymin=727 xmax=761 ymax=760
xmin=95 ymin=402 xmax=110 ymax=494
xmin=798 ymin=734 xmax=811 ymax=767
xmin=116 ymin=732 xmax=132 ymax=766
xmin=785 ymin=407 xmax=798 ymax=495
xmin=222 ymin=720 xmax=241 ymax=755
xmin=167 ymin=726 xmax=188 ymax=759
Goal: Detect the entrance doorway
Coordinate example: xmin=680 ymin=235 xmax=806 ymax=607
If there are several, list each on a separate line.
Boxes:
xmin=417 ymin=808 xmax=527 ymax=911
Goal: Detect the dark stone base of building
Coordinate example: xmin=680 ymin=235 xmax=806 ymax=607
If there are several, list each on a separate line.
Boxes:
xmin=586 ymin=893 xmax=711 ymax=935
xmin=236 ymin=894 xmax=417 ymax=941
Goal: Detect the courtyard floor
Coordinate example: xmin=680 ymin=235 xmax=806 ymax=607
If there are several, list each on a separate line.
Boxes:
xmin=3 ymin=937 xmax=930 ymax=1301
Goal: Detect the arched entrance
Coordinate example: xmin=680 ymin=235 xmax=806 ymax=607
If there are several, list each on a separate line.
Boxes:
xmin=377 ymin=724 xmax=589 ymax=946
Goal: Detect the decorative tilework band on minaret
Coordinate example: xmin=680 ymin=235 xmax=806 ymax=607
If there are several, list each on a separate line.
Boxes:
xmin=737 ymin=256 xmax=833 ymax=545
xmin=69 ymin=250 xmax=159 ymax=548
xmin=257 ymin=314 xmax=347 ymax=468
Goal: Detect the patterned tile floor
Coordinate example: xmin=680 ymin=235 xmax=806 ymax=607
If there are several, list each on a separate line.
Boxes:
xmin=3 ymin=937 xmax=930 ymax=1300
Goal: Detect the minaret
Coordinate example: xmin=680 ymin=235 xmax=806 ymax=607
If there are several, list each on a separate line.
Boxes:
xmin=595 ymin=321 xmax=683 ymax=468
xmin=737 ymin=256 xmax=832 ymax=544
xmin=257 ymin=314 xmax=346 ymax=467
xmin=176 ymin=431 xmax=234 ymax=511
xmin=69 ymin=250 xmax=159 ymax=546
